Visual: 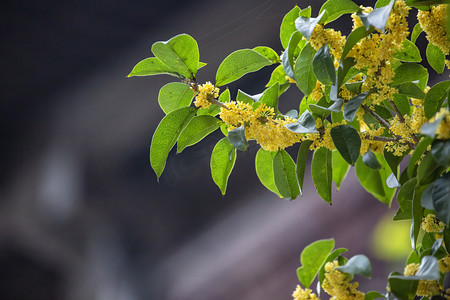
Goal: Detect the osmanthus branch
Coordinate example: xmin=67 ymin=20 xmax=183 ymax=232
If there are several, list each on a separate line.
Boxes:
xmin=187 ymin=78 xmax=229 ymax=110
xmin=388 ymin=99 xmax=420 ymax=145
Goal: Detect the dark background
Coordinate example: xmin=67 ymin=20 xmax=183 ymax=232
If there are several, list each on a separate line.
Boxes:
xmin=0 ymin=1 xmax=431 ymax=299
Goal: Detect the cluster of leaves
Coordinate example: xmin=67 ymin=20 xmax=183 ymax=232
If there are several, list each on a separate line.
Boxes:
xmin=129 ymin=0 xmax=450 ymax=298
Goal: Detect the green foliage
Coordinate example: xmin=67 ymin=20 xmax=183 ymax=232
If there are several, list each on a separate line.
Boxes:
xmin=311 ymin=147 xmax=332 ymax=204
xmin=273 ymin=150 xmax=301 ymax=200
xmin=210 ymin=138 xmax=236 ymax=195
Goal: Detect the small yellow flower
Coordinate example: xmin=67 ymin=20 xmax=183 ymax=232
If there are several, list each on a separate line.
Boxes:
xmin=421 ymin=214 xmax=446 ymax=233
xmin=292 ymin=285 xmax=319 ymax=300
xmin=403 ymin=263 xmax=440 ymax=297
xmin=322 ymin=261 xmax=365 ymax=300
xmin=193 ymin=81 xmax=220 ymax=109
xmin=418 ymin=5 xmax=450 ymax=55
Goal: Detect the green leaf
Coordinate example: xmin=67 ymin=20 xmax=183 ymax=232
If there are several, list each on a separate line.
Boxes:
xmin=282 ymin=31 xmax=303 ymax=80
xmin=259 ymin=83 xmax=279 ymax=109
xmin=407 ymin=137 xmax=432 ymax=178
xmin=364 ymin=291 xmax=385 ymax=300
xmin=236 ymin=89 xmax=260 ymax=104
xmin=336 ymin=254 xmax=372 ymax=278
xmin=294 ymin=43 xmax=317 ymax=95
xmin=421 ymin=115 xmax=445 ymax=138
xmin=312 ymin=44 xmax=336 ymax=85
xmin=343 ymin=92 xmax=370 ymax=122
xmin=431 ymin=139 xmax=450 ymax=167
xmin=393 ymin=39 xmax=422 ymax=62
xmin=297 ymin=140 xmax=313 ymax=192
xmin=280 ymin=6 xmax=301 ymax=49
xmin=311 ymin=147 xmax=333 ymax=203
xmin=342 ymin=26 xmax=372 ymax=59
xmin=216 ymin=49 xmax=272 ymax=86
xmin=151 ymin=34 xmax=200 ymax=79
xmin=150 ymin=107 xmax=197 ymax=178
xmin=330 ymin=125 xmax=361 ymax=165
xmin=411 ymin=186 xmax=424 ymax=251
xmin=332 ymin=150 xmax=350 ymax=190
xmin=394 ymin=177 xmax=417 ymax=220
xmin=273 ymin=150 xmax=301 ymax=199
xmin=433 ymin=172 xmax=450 ymax=226
xmin=255 ymin=149 xmax=281 ymax=197
xmin=197 ymin=88 xmax=231 ymax=116
xmin=421 ymin=182 xmax=435 ymax=210
xmin=410 ymin=23 xmax=423 ymax=43
xmin=253 ymin=46 xmax=280 ymax=63
xmin=391 ymin=63 xmax=428 ymax=86
xmin=177 ymin=115 xmax=222 ymax=153
xmin=295 ymin=10 xmax=326 ymax=39
xmin=355 ymin=154 xmax=396 ymax=205
xmin=388 ymin=272 xmax=418 ymax=300
xmin=426 ymin=43 xmax=445 ymax=74
xmin=363 ymin=149 xmax=382 ymax=169
xmin=128 ymin=57 xmax=178 ymax=77
xmin=210 ymin=138 xmax=236 ymax=195
xmin=319 ymin=0 xmax=360 ymax=23
xmin=358 ymin=0 xmax=395 ymax=31
xmin=297 ymin=239 xmax=335 ymax=288
xmin=444 ymin=226 xmax=450 ymax=255
xmin=384 ymin=148 xmax=403 ymax=177
xmin=417 ymin=152 xmax=445 ymax=185
xmin=392 ymin=94 xmax=411 ymax=117
xmin=285 ymin=110 xmax=318 ymax=133
xmin=228 ymin=125 xmax=248 ymax=151
xmin=391 ymin=256 xmax=440 ymax=280
xmin=158 ymin=82 xmax=195 ymax=114
xmin=397 ymin=82 xmax=426 ymax=99
xmin=424 ymin=81 xmax=450 ymax=119
xmin=266 ymin=65 xmax=288 ymax=87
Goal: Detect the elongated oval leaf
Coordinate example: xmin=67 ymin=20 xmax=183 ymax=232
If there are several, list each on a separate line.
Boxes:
xmin=394 ymin=177 xmax=417 ymax=220
xmin=424 ymin=80 xmax=450 ymax=119
xmin=426 ymin=43 xmax=445 ymax=74
xmin=177 ymin=115 xmax=222 ymax=153
xmin=151 ymin=34 xmax=200 ymax=79
xmin=259 ymin=82 xmax=279 ymax=109
xmin=150 ymin=107 xmax=197 ymax=179
xmin=433 ymin=173 xmax=450 ymax=226
xmin=417 ymin=152 xmax=445 ymax=185
xmin=336 ymin=254 xmax=372 ymax=278
xmin=297 ymin=239 xmax=335 ymax=288
xmin=363 ymin=150 xmax=382 ymax=169
xmin=312 ymin=44 xmax=336 ymax=85
xmin=255 ymin=149 xmax=281 ymax=197
xmin=282 ymin=31 xmax=303 ymax=80
xmin=280 ymin=6 xmax=301 ymax=49
xmin=332 ymin=150 xmax=350 ymax=190
xmin=273 ymin=150 xmax=301 ymax=199
xmin=210 ymin=138 xmax=237 ymax=195
xmin=411 ymin=22 xmax=423 ymax=43
xmin=128 ymin=57 xmax=178 ymax=77
xmin=330 ymin=125 xmax=361 ymax=165
xmin=253 ymin=46 xmax=280 ymax=63
xmin=319 ymin=0 xmax=359 ymax=23
xmin=391 ymin=63 xmax=428 ymax=86
xmin=420 ymin=182 xmax=435 ymax=210
xmin=216 ymin=49 xmax=272 ymax=86
xmin=158 ymin=82 xmax=195 ymax=114
xmin=294 ymin=43 xmax=317 ymax=95
xmin=431 ymin=139 xmax=450 ymax=167
xmin=394 ymin=39 xmax=422 ymax=62
xmin=297 ymin=140 xmax=313 ymax=192
xmin=343 ymin=91 xmax=370 ymax=120
xmin=311 ymin=147 xmax=332 ymax=203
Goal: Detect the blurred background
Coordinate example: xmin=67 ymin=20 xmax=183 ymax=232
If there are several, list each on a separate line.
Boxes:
xmin=1 ymin=0 xmax=438 ymax=299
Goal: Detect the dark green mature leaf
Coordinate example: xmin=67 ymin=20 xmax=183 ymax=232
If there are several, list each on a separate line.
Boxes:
xmin=411 ymin=186 xmax=424 ymax=251
xmin=363 ymin=150 xmax=382 ymax=169
xmin=228 ymin=125 xmax=248 ymax=151
xmin=332 ymin=149 xmax=350 ymax=190
xmin=177 ymin=115 xmax=222 ymax=153
xmin=297 ymin=140 xmax=313 ymax=192
xmin=312 ymin=44 xmax=336 ymax=85
xmin=330 ymin=125 xmax=361 ymax=165
xmin=397 ymin=82 xmax=426 ymax=99
xmin=424 ymin=81 xmax=450 ymax=119
xmin=253 ymin=46 xmax=280 ymax=63
xmin=394 ymin=39 xmax=422 ymax=62
xmin=259 ymin=83 xmax=279 ymax=109
xmin=388 ymin=272 xmax=418 ymax=300
xmin=216 ymin=49 xmax=272 ymax=86
xmin=427 ymin=43 xmax=445 ymax=74
xmin=151 ymin=34 xmax=200 ymax=79
xmin=384 ymin=148 xmax=403 ymax=177
xmin=297 ymin=239 xmax=335 ymax=288
xmin=282 ymin=31 xmax=303 ymax=80
xmin=391 ymin=63 xmax=428 ymax=86
xmin=311 ymin=147 xmax=333 ymax=204
xmin=319 ymin=0 xmax=360 ymax=23
xmin=343 ymin=92 xmax=370 ymax=122
xmin=433 ymin=172 xmax=450 ymax=226
xmin=444 ymin=227 xmax=450 ymax=255
xmin=411 ymin=23 xmax=423 ymax=43
xmin=421 ymin=182 xmax=435 ymax=210
xmin=197 ymin=88 xmax=231 ymax=116
xmin=273 ymin=150 xmax=301 ymax=199
xmin=158 ymin=82 xmax=195 ymax=114
xmin=342 ymin=26 xmax=372 ymax=59
xmin=407 ymin=137 xmax=432 ymax=178
xmin=417 ymin=152 xmax=445 ymax=185
xmin=431 ymin=139 xmax=450 ymax=167
xmin=295 ymin=10 xmax=326 ymax=39
xmin=285 ymin=110 xmax=318 ymax=133
xmin=150 ymin=107 xmax=197 ymax=179
xmin=280 ymin=6 xmax=301 ymax=49
xmin=355 ymin=154 xmax=396 ymax=205
xmin=295 ymin=43 xmax=317 ymax=95
xmin=392 ymin=94 xmax=411 ymax=117
xmin=211 ymin=138 xmax=236 ymax=195
xmin=336 ymin=255 xmax=372 ymax=278
xmin=394 ymin=177 xmax=417 ymax=220
xmin=358 ymin=0 xmax=394 ymax=31
xmin=255 ymin=149 xmax=281 ymax=197
xmin=128 ymin=57 xmax=178 ymax=77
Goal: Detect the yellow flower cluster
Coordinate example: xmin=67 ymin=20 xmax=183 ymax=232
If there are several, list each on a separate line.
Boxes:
xmin=421 ymin=214 xmax=446 ymax=232
xmin=359 ymin=126 xmax=386 ymax=155
xmin=430 ymin=108 xmax=450 ymax=140
xmin=403 ymin=263 xmax=440 ymax=297
xmin=193 ymin=81 xmax=219 ymax=109
xmin=309 ymin=25 xmax=346 ymax=63
xmin=418 ymin=5 xmax=450 ymax=55
xmin=219 ymin=102 xmax=301 ymax=151
xmin=439 ymin=256 xmax=450 ymax=273
xmin=292 ymin=285 xmax=319 ymax=300
xmin=410 ymin=98 xmax=427 ymax=132
xmin=305 ymin=120 xmax=344 ymax=152
xmin=390 ymin=115 xmax=415 ymax=142
xmin=322 ymin=261 xmax=365 ymax=300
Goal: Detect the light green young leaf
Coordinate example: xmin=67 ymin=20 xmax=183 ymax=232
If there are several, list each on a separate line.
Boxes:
xmin=150 ymin=107 xmax=197 ymax=179
xmin=424 ymin=80 xmax=450 ymax=119
xmin=410 ymin=22 xmax=423 ymax=43
xmin=297 ymin=140 xmax=313 ymax=192
xmin=330 ymin=125 xmax=361 ymax=165
xmin=128 ymin=57 xmax=178 ymax=77
xmin=237 ymin=89 xmax=261 ymax=104
xmin=273 ymin=150 xmax=301 ymax=199
xmin=336 ymin=255 xmax=372 ymax=278
xmin=266 ymin=65 xmax=288 ymax=87
xmin=151 ymin=34 xmax=200 ymax=79
xmin=294 ymin=43 xmax=317 ymax=95
xmin=177 ymin=115 xmax=222 ymax=153
xmin=319 ymin=0 xmax=360 ymax=23
xmin=297 ymin=239 xmax=335 ymax=288
xmin=253 ymin=46 xmax=280 ymax=63
xmin=364 ymin=291 xmax=385 ymax=300
xmin=158 ymin=82 xmax=195 ymax=114
xmin=255 ymin=149 xmax=281 ymax=197
xmin=280 ymin=6 xmax=301 ymax=49
xmin=216 ymin=49 xmax=272 ymax=86
xmin=211 ymin=138 xmax=237 ymax=195
xmin=391 ymin=63 xmax=428 ymax=86
xmin=312 ymin=44 xmax=336 ymax=85
xmin=426 ymin=43 xmax=445 ymax=74
xmin=311 ymin=147 xmax=333 ymax=204
xmin=393 ymin=39 xmax=422 ymax=62
xmin=332 ymin=150 xmax=350 ymax=190
xmin=259 ymin=82 xmax=279 ymax=109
